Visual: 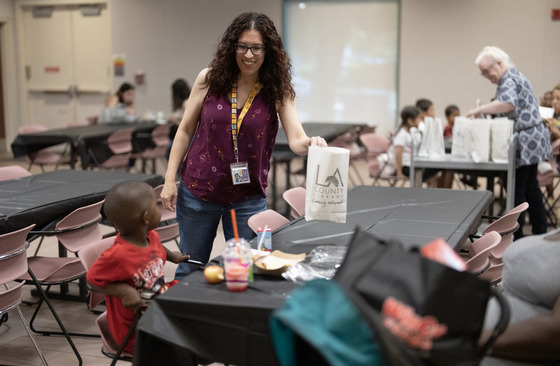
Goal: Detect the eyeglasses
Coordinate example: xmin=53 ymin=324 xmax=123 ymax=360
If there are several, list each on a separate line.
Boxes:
xmin=235 ymin=43 xmax=265 ymax=55
xmin=480 ymin=62 xmax=496 ymax=77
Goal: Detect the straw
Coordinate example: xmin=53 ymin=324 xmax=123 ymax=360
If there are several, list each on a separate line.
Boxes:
xmin=230 ymin=209 xmax=240 ymax=242
xmin=230 ymin=209 xmax=242 ymax=263
xmin=257 ymin=225 xmax=268 ymax=251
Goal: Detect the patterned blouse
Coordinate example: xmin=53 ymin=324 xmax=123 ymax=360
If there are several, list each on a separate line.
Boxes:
xmin=495 ymin=68 xmax=551 ymax=167
xmin=181 ymin=92 xmax=279 ymax=205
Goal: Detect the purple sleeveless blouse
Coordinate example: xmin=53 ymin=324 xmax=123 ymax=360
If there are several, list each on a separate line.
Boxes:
xmin=180 ymin=92 xmax=279 ymax=205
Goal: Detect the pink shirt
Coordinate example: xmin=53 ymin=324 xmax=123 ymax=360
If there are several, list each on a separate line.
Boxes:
xmin=181 ymin=92 xmax=278 ymax=204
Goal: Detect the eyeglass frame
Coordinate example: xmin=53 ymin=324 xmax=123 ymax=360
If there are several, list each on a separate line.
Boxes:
xmin=480 ymin=62 xmax=497 ymax=77
xmin=234 ymin=43 xmax=266 ymax=55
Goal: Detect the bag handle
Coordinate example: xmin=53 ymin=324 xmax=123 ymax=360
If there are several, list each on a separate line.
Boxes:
xmin=477 ymin=286 xmax=511 ymax=357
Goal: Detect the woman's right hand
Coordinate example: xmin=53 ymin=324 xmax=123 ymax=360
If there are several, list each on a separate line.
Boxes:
xmin=160 ymin=180 xmax=178 ymax=212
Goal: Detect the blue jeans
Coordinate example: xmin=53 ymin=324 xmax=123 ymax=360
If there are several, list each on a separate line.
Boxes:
xmin=174 ymin=182 xmax=266 ymax=280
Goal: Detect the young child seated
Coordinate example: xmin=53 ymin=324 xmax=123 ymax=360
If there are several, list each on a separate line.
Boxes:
xmin=443 ymin=104 xmax=460 ymax=137
xmin=87 ymin=180 xmax=190 ymax=354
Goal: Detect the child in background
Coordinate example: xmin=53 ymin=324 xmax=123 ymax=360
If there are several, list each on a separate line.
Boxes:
xmin=390 ymin=106 xmax=440 ymax=187
xmin=87 ymin=180 xmax=190 ymax=354
xmin=443 ymin=104 xmax=460 ymax=137
xmin=415 ymin=98 xmax=435 ymax=133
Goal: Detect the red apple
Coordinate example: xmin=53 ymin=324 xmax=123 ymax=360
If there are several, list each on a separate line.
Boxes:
xmin=204 ymin=265 xmax=224 ymax=284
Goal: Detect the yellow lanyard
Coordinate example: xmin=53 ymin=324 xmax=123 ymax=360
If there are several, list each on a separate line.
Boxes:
xmin=231 ymin=81 xmax=261 ymax=161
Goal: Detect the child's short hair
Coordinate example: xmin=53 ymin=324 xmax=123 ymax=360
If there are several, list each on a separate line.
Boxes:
xmin=445 ymin=104 xmax=460 ymax=116
xmin=103 ymin=181 xmax=155 ymax=231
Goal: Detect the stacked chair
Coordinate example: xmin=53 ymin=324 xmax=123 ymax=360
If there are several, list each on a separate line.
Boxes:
xmin=0 ymin=225 xmax=48 ymax=366
xmin=466 ymin=202 xmax=529 ymax=285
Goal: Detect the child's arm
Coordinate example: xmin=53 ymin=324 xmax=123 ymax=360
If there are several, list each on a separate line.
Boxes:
xmin=163 ymin=246 xmax=190 ymax=264
xmin=395 ymin=145 xmax=405 ymax=178
xmin=88 ymin=281 xmax=143 ymax=313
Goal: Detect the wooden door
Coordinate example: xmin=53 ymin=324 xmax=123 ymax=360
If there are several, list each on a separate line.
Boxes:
xmin=20 ymin=3 xmax=111 ymax=128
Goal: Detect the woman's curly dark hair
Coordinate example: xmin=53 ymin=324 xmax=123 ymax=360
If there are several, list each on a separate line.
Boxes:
xmin=205 ymin=12 xmax=295 ymax=106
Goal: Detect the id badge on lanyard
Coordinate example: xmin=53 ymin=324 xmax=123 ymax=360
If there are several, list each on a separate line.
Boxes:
xmin=230 ymin=161 xmax=250 ymax=185
xmin=230 ymin=81 xmax=261 ymax=185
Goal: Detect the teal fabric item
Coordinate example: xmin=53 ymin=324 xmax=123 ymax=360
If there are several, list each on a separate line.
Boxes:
xmin=269 ymin=279 xmax=385 ymax=366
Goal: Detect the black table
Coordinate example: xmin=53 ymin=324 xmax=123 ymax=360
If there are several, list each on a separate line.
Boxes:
xmin=10 ymin=121 xmax=159 ymax=169
xmin=135 ymin=271 xmax=296 ymax=366
xmin=134 ymin=186 xmax=492 ymax=366
xmin=0 ymin=169 xmax=163 ymax=234
xmin=272 ymin=186 xmax=493 ymax=251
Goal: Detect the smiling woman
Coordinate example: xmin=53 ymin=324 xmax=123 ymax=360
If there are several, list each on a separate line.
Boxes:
xmin=160 ymin=12 xmax=328 ymax=280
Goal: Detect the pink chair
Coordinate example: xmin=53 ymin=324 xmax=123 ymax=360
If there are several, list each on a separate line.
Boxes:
xmin=480 ymin=202 xmax=529 ymax=264
xmin=152 ymin=183 xmax=180 ymax=247
xmin=464 ymin=231 xmax=501 ymax=276
xmin=248 ymin=209 xmax=290 ymax=234
xmin=155 ymin=222 xmax=179 ymax=245
xmin=153 ymin=182 xmax=179 ymax=223
xmin=0 ymin=165 xmax=32 ymax=181
xmin=282 ymin=186 xmax=306 ymax=219
xmin=328 ymin=127 xmax=365 ymax=186
xmin=18 ymin=125 xmax=72 ymax=172
xmin=359 ymin=132 xmax=407 ymax=187
xmin=0 ymin=224 xmax=48 ymax=365
xmin=16 ymin=217 xmax=98 ymax=366
xmin=30 ymin=200 xmax=105 ymax=310
xmin=79 ymin=237 xmax=134 ymax=361
xmin=89 ymin=127 xmax=135 ymax=170
xmin=140 ymin=123 xmax=171 ymax=174
xmin=478 ymin=263 xmax=504 ymax=286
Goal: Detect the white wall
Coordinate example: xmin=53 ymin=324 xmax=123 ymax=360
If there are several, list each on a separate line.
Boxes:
xmin=400 ymin=0 xmax=560 ymax=120
xmin=3 ymin=0 xmax=560 ymax=149
xmin=110 ymin=0 xmax=282 ymax=117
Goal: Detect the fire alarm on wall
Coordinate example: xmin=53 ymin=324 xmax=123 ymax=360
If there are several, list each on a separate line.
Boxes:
xmin=552 ymin=9 xmax=560 ymax=20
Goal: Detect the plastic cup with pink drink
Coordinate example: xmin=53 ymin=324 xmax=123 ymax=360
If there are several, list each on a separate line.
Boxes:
xmin=223 ymin=238 xmax=252 ymax=292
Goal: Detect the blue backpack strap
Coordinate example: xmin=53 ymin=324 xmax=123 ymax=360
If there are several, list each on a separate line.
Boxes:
xmin=269 ymin=279 xmax=385 ymax=366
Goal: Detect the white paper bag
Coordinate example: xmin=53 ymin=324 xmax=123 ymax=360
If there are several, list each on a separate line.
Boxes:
xmin=470 ymin=119 xmax=491 ymax=163
xmin=417 ymin=117 xmax=446 ymax=160
xmin=451 ymin=116 xmax=473 ymax=158
xmin=490 ymin=118 xmax=514 ymax=163
xmin=305 ymin=145 xmax=349 ymax=223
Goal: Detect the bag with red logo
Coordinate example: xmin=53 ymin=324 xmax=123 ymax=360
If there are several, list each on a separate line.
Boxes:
xmin=334 ymin=229 xmax=510 ymax=366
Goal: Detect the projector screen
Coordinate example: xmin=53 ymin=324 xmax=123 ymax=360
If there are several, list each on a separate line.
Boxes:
xmin=284 ymin=0 xmax=399 ymax=134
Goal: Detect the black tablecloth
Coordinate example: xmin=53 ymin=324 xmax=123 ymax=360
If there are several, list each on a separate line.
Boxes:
xmin=0 ymin=169 xmax=163 ymax=233
xmin=133 ymin=186 xmax=492 ymax=366
xmin=11 ymin=121 xmax=158 ymax=169
xmin=135 ymin=271 xmax=297 ymax=366
xmin=272 ymin=186 xmax=493 ymax=250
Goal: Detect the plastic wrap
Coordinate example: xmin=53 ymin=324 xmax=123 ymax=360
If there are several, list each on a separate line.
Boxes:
xmin=282 ymin=245 xmax=347 ymax=283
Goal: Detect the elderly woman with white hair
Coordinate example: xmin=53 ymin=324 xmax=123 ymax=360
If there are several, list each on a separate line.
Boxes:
xmin=467 ymin=46 xmax=551 ymax=240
